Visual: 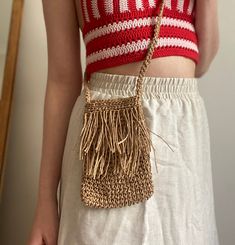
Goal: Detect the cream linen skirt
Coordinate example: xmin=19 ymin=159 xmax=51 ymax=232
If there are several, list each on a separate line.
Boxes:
xmin=57 ymin=72 xmax=219 ymax=245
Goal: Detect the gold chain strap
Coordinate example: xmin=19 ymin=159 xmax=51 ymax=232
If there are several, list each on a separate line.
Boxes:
xmin=84 ymin=0 xmax=165 ymax=103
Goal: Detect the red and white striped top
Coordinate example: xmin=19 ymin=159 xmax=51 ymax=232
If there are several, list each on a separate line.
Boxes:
xmin=81 ymin=0 xmax=199 ymax=80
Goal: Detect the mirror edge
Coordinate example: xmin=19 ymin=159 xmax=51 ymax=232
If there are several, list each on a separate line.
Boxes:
xmin=0 ymin=0 xmax=24 ymax=200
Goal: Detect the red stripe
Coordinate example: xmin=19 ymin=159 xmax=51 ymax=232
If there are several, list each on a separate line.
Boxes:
xmin=86 ymin=25 xmax=151 ymax=54
xmin=86 ymin=25 xmax=198 ymax=55
xmin=183 ymin=0 xmax=190 ymax=13
xmin=98 ymin=0 xmax=106 ymax=17
xmin=113 ymin=0 xmax=120 ymax=14
xmin=171 ymin=0 xmax=177 ymax=11
xmin=142 ymin=0 xmax=150 ymax=9
xmin=81 ymin=0 xmax=90 ymax=22
xmin=128 ymin=0 xmax=138 ymax=11
xmin=81 ymin=0 xmax=86 ymax=22
xmin=86 ymin=0 xmax=95 ymax=21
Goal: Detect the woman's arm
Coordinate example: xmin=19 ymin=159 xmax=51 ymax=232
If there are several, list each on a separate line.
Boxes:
xmin=28 ymin=0 xmax=82 ymax=244
xmin=195 ymin=0 xmax=220 ymax=77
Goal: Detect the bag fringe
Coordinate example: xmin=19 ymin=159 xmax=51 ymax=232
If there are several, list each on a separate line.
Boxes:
xmin=79 ymin=105 xmax=151 ymax=179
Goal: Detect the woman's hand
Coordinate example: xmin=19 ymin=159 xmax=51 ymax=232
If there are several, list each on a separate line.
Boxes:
xmin=27 ymin=199 xmax=59 ymax=245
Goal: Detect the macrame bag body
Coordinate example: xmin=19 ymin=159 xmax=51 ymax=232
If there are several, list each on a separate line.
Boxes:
xmin=78 ymin=0 xmax=165 ymax=209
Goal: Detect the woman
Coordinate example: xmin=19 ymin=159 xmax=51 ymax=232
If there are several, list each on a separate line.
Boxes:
xmin=28 ymin=0 xmax=220 ymax=244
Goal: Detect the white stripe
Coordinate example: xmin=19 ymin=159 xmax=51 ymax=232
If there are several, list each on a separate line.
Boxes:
xmin=86 ymin=37 xmax=198 ymax=65
xmin=91 ymin=0 xmax=100 ymax=19
xmin=187 ymin=0 xmax=195 ymax=15
xmin=84 ymin=16 xmax=196 ymax=44
xmin=148 ymin=0 xmax=156 ymax=8
xmin=165 ymin=0 xmax=172 ymax=9
xmin=136 ymin=0 xmax=144 ymax=10
xmin=82 ymin=0 xmax=90 ymax=22
xmin=120 ymin=0 xmax=129 ymax=13
xmin=177 ymin=0 xmax=184 ymax=12
xmin=104 ymin=0 xmax=114 ymax=14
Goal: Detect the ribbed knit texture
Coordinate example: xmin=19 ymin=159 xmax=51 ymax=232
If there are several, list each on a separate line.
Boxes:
xmin=81 ymin=0 xmax=199 ymax=80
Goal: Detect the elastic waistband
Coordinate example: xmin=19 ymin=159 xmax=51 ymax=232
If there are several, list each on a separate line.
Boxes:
xmin=89 ymin=72 xmax=199 ymax=99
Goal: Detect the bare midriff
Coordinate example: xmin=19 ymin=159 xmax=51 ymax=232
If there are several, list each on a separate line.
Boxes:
xmin=97 ymin=56 xmax=196 ymax=78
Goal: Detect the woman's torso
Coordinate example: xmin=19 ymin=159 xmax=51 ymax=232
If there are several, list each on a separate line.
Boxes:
xmin=75 ymin=0 xmax=196 ymax=78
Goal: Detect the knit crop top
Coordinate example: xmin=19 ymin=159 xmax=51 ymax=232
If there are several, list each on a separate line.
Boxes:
xmin=81 ymin=0 xmax=199 ymax=80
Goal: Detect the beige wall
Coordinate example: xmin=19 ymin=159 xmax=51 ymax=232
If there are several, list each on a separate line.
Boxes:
xmin=0 ymin=0 xmax=234 ymax=244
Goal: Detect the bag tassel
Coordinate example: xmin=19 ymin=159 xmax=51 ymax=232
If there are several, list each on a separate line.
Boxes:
xmin=79 ymin=104 xmax=152 ymax=180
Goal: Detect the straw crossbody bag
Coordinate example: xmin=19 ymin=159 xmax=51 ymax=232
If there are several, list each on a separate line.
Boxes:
xmin=77 ymin=0 xmax=165 ymax=209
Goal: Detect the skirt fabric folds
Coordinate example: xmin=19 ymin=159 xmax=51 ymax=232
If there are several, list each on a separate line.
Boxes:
xmin=57 ymin=72 xmax=219 ymax=245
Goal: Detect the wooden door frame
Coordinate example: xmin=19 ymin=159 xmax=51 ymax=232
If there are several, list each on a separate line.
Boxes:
xmin=0 ymin=0 xmax=24 ymax=199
